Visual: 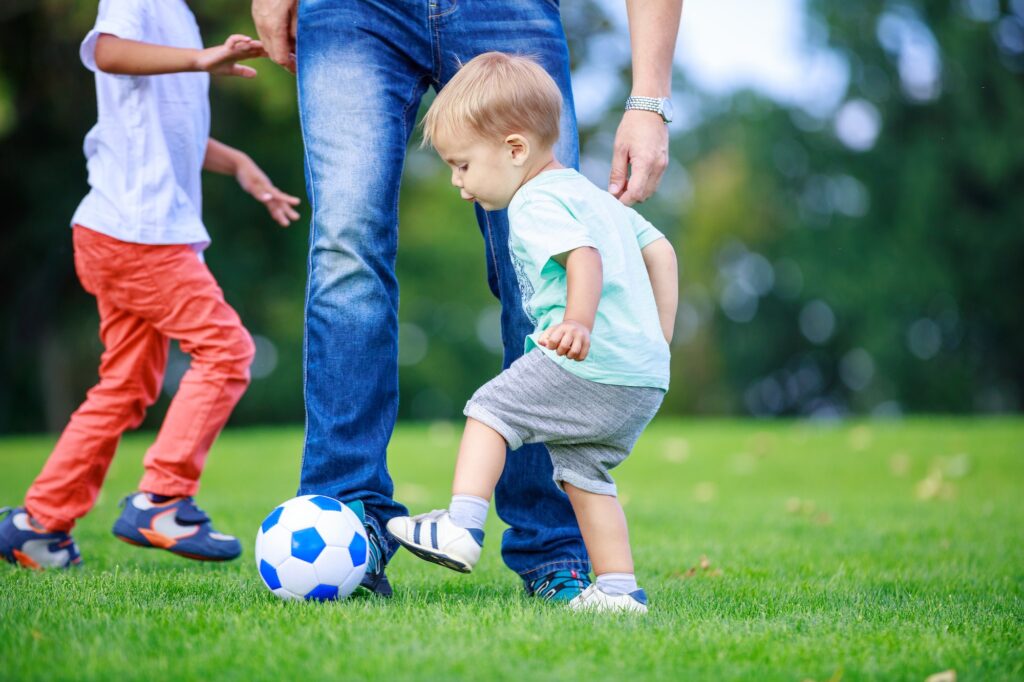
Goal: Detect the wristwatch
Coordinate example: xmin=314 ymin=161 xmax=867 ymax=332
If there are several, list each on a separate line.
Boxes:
xmin=625 ymin=96 xmax=674 ymax=123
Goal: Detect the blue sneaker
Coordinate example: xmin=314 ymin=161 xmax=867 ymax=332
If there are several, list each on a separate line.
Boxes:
xmin=0 ymin=507 xmax=82 ymax=569
xmin=112 ymin=493 xmax=241 ymax=562
xmin=347 ymin=500 xmax=393 ymax=598
xmin=525 ymin=569 xmax=591 ymax=602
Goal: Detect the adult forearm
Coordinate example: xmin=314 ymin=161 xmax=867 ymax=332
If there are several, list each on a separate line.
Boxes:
xmin=204 ymin=138 xmax=247 ymax=175
xmin=94 ymin=35 xmax=200 ymax=75
xmin=563 ymin=247 xmax=603 ymax=330
xmin=642 ymin=238 xmax=678 ymax=343
xmin=625 ymin=0 xmax=683 ymax=96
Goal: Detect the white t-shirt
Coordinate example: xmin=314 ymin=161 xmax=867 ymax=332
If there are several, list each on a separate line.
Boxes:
xmin=71 ymin=0 xmax=211 ymax=251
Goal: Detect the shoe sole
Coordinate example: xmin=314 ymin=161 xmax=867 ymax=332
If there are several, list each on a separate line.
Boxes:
xmin=391 ymin=535 xmax=473 ymax=573
xmin=570 ymin=602 xmax=648 ymax=614
xmin=114 ymin=532 xmax=238 ymax=562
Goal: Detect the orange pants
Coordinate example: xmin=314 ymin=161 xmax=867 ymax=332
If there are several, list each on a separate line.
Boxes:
xmin=25 ymin=226 xmax=254 ymax=532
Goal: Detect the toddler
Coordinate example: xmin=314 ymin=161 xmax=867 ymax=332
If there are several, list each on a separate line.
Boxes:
xmin=387 ymin=52 xmax=678 ymax=613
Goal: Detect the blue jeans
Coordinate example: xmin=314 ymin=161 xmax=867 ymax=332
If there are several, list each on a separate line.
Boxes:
xmin=296 ymin=0 xmax=589 ymax=580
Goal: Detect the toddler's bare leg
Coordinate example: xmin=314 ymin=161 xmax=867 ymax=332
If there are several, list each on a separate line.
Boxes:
xmin=563 ymin=483 xmax=634 ymax=576
xmin=451 ymin=418 xmax=507 ymax=500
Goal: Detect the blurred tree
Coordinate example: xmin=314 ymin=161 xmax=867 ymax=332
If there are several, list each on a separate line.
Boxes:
xmin=1 ymin=0 xmax=1021 ymax=434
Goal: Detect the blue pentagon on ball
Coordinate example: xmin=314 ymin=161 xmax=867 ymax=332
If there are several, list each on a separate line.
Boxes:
xmin=291 ymin=527 xmax=326 ymax=563
xmin=306 ymin=584 xmax=340 ymax=601
xmin=260 ymin=506 xmax=284 ymax=533
xmin=308 ymin=495 xmax=343 ymax=511
xmin=348 ymin=531 xmax=367 ymax=567
xmin=259 ymin=560 xmax=282 ymax=590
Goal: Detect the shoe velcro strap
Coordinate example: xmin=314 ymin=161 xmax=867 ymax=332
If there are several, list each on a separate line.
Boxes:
xmin=176 ymin=501 xmax=210 ymax=525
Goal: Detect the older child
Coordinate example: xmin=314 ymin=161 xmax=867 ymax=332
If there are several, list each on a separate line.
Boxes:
xmin=387 ymin=52 xmax=678 ymax=612
xmin=0 ymin=0 xmax=299 ymax=568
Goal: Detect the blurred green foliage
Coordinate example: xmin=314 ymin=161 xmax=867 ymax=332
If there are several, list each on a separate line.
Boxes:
xmin=1 ymin=1 xmax=1021 ymax=433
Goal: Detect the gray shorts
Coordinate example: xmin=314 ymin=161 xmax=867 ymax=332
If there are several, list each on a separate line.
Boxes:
xmin=463 ymin=349 xmax=664 ymax=496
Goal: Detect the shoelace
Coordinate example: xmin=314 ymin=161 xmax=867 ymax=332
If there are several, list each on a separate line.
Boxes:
xmin=174 ymin=498 xmax=210 ymax=525
xmin=529 ymin=570 xmax=588 ymax=599
xmin=120 ymin=493 xmax=210 ymax=525
xmin=365 ymin=524 xmax=384 ymax=574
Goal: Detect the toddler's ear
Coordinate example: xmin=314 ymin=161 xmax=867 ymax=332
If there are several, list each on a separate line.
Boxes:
xmin=505 ymin=134 xmax=530 ymax=166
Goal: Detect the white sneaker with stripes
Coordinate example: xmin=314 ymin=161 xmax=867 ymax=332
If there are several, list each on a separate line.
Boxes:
xmin=386 ymin=509 xmax=483 ymax=573
xmin=568 ymin=583 xmax=649 ymax=614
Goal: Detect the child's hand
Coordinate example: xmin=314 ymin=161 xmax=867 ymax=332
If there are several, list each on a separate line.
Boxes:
xmin=538 ymin=320 xmax=591 ymax=361
xmin=195 ymin=35 xmax=267 ymax=78
xmin=236 ymin=157 xmax=301 ymax=227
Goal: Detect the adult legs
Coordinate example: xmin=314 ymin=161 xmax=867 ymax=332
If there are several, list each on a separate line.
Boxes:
xmin=296 ymin=0 xmax=433 ymax=554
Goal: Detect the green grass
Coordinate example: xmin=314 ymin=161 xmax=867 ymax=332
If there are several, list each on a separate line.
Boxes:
xmin=1 ymin=419 xmax=1022 ymax=681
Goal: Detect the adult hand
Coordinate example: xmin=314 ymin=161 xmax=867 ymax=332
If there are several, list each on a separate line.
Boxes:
xmin=236 ymin=157 xmax=302 ymax=227
xmin=538 ymin=320 xmax=592 ymax=361
xmin=195 ymin=35 xmax=266 ymax=78
xmin=608 ymin=109 xmax=670 ymax=206
xmin=252 ymin=0 xmax=298 ymax=74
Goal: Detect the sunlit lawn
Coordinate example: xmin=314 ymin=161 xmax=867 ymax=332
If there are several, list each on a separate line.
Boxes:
xmin=1 ymin=418 xmax=1022 ymax=681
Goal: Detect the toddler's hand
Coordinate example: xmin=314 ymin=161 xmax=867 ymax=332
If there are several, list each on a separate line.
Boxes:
xmin=195 ymin=34 xmax=268 ymax=78
xmin=538 ymin=320 xmax=591 ymax=361
xmin=236 ymin=158 xmax=301 ymax=226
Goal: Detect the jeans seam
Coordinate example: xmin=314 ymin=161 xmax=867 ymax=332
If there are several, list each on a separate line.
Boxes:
xmin=428 ymin=0 xmax=458 ymax=20
xmin=430 ymin=16 xmax=442 ymax=82
xmin=481 ymin=210 xmax=502 ymax=304
xmin=296 ymin=54 xmax=317 ymax=484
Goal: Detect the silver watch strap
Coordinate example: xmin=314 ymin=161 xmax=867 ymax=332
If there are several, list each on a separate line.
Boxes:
xmin=625 ymin=96 xmax=664 ymax=114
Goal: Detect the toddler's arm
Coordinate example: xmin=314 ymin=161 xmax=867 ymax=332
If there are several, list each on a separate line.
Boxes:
xmin=641 ymin=238 xmax=678 ymax=343
xmin=94 ymin=34 xmax=265 ymax=77
xmin=538 ymin=247 xmax=603 ymax=361
xmin=204 ymin=139 xmax=301 ymax=227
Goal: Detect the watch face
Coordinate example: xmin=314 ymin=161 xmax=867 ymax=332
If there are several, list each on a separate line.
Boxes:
xmin=661 ymin=98 xmax=674 ymax=123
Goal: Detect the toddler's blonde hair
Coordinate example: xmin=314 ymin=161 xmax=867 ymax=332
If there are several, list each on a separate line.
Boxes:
xmin=422 ymin=52 xmax=562 ymax=149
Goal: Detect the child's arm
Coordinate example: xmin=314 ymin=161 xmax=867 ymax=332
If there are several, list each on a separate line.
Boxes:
xmin=641 ymin=237 xmax=678 ymax=343
xmin=204 ymin=139 xmax=301 ymax=227
xmin=538 ymin=247 xmax=603 ymax=361
xmin=94 ymin=34 xmax=266 ymax=77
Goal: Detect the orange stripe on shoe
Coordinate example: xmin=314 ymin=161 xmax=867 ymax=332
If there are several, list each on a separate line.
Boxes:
xmin=139 ymin=528 xmax=177 ymax=549
xmin=13 ymin=549 xmax=41 ymax=570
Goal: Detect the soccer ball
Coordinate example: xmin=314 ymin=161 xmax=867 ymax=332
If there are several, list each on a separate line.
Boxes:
xmin=255 ymin=495 xmax=368 ymax=601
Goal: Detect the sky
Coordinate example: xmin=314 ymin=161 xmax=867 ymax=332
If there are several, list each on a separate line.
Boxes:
xmin=672 ymin=0 xmax=849 ymax=114
xmin=580 ymin=0 xmax=851 ymax=121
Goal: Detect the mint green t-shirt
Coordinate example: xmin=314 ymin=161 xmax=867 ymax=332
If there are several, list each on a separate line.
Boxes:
xmin=507 ymin=168 xmax=670 ymax=391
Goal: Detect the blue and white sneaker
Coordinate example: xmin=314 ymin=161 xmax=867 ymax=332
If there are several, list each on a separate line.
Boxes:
xmin=0 ymin=507 xmax=82 ymax=569
xmin=526 ymin=569 xmax=591 ymax=602
xmin=112 ymin=493 xmax=241 ymax=562
xmin=386 ymin=509 xmax=484 ymax=573
xmin=347 ymin=500 xmax=393 ymax=598
xmin=568 ymin=583 xmax=648 ymax=614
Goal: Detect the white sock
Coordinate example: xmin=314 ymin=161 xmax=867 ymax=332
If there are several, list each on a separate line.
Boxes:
xmin=596 ymin=572 xmax=638 ymax=596
xmin=449 ymin=494 xmax=489 ymax=530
